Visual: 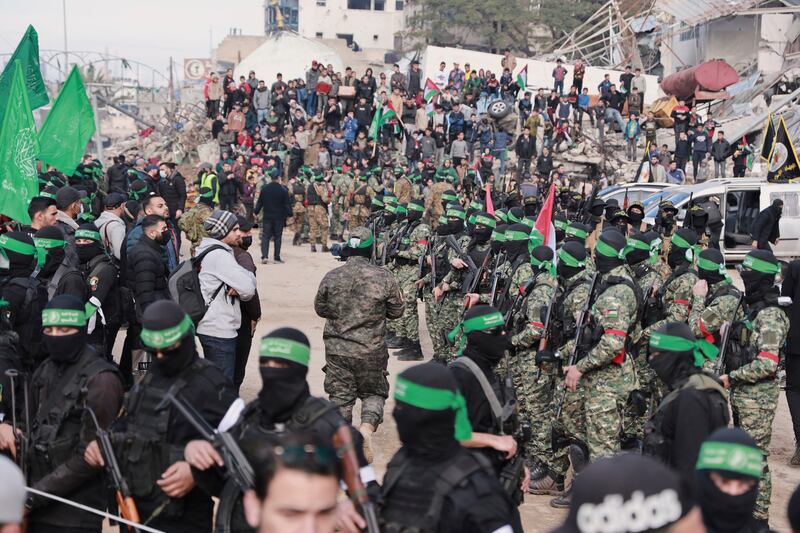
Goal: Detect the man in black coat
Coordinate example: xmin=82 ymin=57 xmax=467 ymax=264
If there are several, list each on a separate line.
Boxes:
xmin=254 ymin=169 xmax=291 ymax=264
xmin=158 ymin=162 xmax=187 ymax=226
xmin=129 ymin=215 xmax=171 ymax=318
xmin=783 ymin=259 xmax=800 ymax=464
xmin=106 ymin=155 xmax=130 ymax=194
xmin=750 ymin=198 xmax=782 ymax=251
xmin=514 ymin=127 xmax=536 ymax=175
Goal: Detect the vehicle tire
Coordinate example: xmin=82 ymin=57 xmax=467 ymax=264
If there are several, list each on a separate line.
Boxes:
xmin=488 ymin=100 xmax=511 ymax=119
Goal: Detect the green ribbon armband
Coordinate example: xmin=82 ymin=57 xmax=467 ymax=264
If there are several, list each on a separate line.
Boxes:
xmin=141 ymin=314 xmax=194 ymax=349
xmin=260 ymin=337 xmax=310 ymax=366
xmin=696 ymin=441 xmax=763 ymax=478
xmin=649 ymin=331 xmax=719 ymax=367
xmin=395 ymin=376 xmax=473 ymax=440
xmin=42 ymin=308 xmax=88 ymax=328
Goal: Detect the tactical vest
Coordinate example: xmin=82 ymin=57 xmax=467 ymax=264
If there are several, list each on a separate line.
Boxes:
xmin=643 ymin=373 xmax=728 ymax=460
xmin=352 ymin=184 xmax=369 ymax=207
xmin=464 ymin=243 xmax=491 ymax=294
xmin=724 ymin=299 xmax=784 ymax=375
xmin=496 ymin=255 xmax=529 ymax=313
xmin=306 ymin=183 xmax=324 ymax=206
xmin=29 ymin=347 xmax=118 ymax=482
xmin=644 ymin=263 xmax=695 ymax=328
xmin=584 ymin=274 xmax=642 ymax=361
xmin=2 ymin=276 xmax=45 ymax=364
xmin=114 ymin=359 xmax=210 ymax=515
xmin=554 ymin=275 xmax=591 ymax=349
xmin=291 ymin=182 xmax=306 ymax=203
xmin=380 ymin=448 xmax=495 ymax=533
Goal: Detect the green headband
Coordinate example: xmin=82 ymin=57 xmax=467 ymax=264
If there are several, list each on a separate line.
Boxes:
xmin=521 ymin=218 xmax=535 ymax=229
xmin=528 ymin=230 xmax=544 ymax=251
xmin=384 ymin=196 xmax=398 ymax=205
xmin=531 ymin=255 xmax=556 ymax=275
xmin=649 ymin=331 xmax=719 ymax=367
xmin=566 ymin=225 xmax=589 ymax=240
xmin=442 ymin=193 xmax=458 ymax=202
xmin=260 ymin=337 xmax=310 ymax=366
xmin=496 ymin=210 xmax=508 ymax=222
xmin=0 ymin=235 xmax=35 ymax=256
xmin=596 ymin=238 xmax=628 ymax=259
xmin=74 ymin=229 xmax=101 ymax=241
xmin=446 ymin=208 xmax=466 ymax=220
xmin=507 ymin=211 xmax=522 ymax=223
xmin=33 ymin=238 xmax=67 ymax=250
xmin=474 ymin=215 xmax=496 ymax=229
xmin=558 ymin=248 xmax=585 ymax=268
xmin=469 ymin=201 xmax=483 ymax=210
xmin=505 ymin=230 xmax=529 ymax=242
xmin=407 ymin=202 xmax=425 ymax=212
xmin=371 ymin=197 xmax=384 ymax=208
xmin=42 ymin=308 xmax=87 ymax=327
xmin=395 ymin=376 xmax=472 ymax=440
xmin=627 ymin=238 xmax=651 ymax=252
xmin=199 ymin=189 xmax=214 ymax=199
xmin=447 ymin=311 xmax=505 ymax=356
xmin=348 ymin=233 xmax=374 ymax=249
xmin=743 ymin=254 xmax=780 ymax=275
xmin=437 ymin=215 xmax=448 ymax=225
xmin=141 ymin=314 xmax=194 ymax=349
xmin=394 ymin=205 xmax=408 ymax=215
xmin=554 ymin=219 xmax=569 ymax=231
xmin=671 ymin=233 xmax=694 ymax=250
xmin=696 ymin=441 xmax=763 ymax=478
xmin=697 ymin=257 xmax=732 ymax=283
xmin=39 ymin=191 xmax=57 ymax=200
xmin=491 ymin=229 xmax=506 ymax=242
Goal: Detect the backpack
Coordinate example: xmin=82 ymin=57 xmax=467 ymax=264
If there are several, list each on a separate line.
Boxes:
xmin=167 ymin=244 xmax=227 ymax=324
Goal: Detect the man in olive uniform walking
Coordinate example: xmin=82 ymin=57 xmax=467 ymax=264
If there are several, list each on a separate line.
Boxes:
xmin=306 ymin=171 xmax=331 ymax=252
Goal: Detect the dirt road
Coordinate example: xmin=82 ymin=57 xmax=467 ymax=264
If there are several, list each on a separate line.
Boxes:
xmin=239 ymin=230 xmax=800 ymax=531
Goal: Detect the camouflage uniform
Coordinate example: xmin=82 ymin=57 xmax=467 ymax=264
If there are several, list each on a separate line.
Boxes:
xmin=393 ymin=221 xmax=431 ymax=344
xmin=306 ymin=181 xmax=331 ymax=247
xmin=729 ymin=304 xmax=789 ymax=520
xmin=690 ymin=280 xmax=743 ymax=372
xmin=425 ymin=182 xmax=452 ymax=229
xmin=289 ymin=179 xmax=307 ymax=237
xmin=178 ymin=203 xmax=212 ymax=257
xmin=576 ymin=265 xmax=638 ymax=460
xmin=314 ymin=253 xmax=404 ymax=427
xmin=330 ymin=171 xmax=352 ymax=239
xmin=394 ymin=176 xmax=413 ymax=204
xmin=422 ymin=235 xmax=453 ymax=362
xmin=644 ymin=263 xmax=699 ymax=336
xmin=510 ymin=269 xmax=558 ymax=463
xmin=345 ymin=181 xmax=372 ymax=231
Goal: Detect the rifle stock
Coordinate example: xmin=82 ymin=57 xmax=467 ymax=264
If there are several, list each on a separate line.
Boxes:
xmin=331 ymin=425 xmax=379 ymax=533
xmin=714 ymin=292 xmax=744 ymax=376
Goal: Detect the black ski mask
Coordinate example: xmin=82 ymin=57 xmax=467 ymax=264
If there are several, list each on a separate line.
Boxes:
xmin=741 ymin=250 xmax=780 ymax=305
xmin=595 ymin=228 xmax=627 ymax=274
xmin=34 ymin=226 xmax=67 ymax=278
xmin=41 ymin=295 xmax=87 ymax=364
xmin=667 ymin=228 xmax=697 ymax=270
xmin=257 ymin=327 xmax=311 ymax=423
xmin=557 ymin=241 xmax=586 ymax=280
xmin=697 ymin=248 xmax=726 ymax=286
xmin=141 ymin=301 xmax=198 ymax=378
xmin=647 ymin=322 xmax=697 ymax=388
xmin=504 ymin=224 xmax=529 ymax=259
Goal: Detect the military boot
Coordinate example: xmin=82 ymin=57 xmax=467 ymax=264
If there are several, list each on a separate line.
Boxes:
xmin=386 ymin=330 xmax=398 ymax=343
xmin=396 ymin=341 xmax=423 ymax=361
xmin=359 ymin=423 xmax=376 ymax=464
xmin=322 ymin=245 xmax=330 ymax=253
xmin=387 ymin=336 xmax=411 ymax=350
xmin=529 ymin=472 xmax=564 ymax=495
xmin=311 ymin=244 xmax=317 ymax=252
xmin=528 ymin=460 xmax=548 ymax=482
xmin=550 ymin=485 xmax=572 ymax=508
xmin=792 ymin=444 xmax=800 ymax=466
xmin=293 ymin=233 xmax=301 ymax=246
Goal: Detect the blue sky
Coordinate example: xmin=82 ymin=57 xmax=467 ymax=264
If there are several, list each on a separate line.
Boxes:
xmin=1 ymin=0 xmax=264 ymax=79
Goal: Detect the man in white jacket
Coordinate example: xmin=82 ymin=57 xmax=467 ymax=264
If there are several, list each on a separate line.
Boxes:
xmin=196 ymin=210 xmax=258 ymax=381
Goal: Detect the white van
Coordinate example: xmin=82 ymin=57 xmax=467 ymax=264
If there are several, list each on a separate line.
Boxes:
xmin=642 ymin=177 xmax=800 ymax=261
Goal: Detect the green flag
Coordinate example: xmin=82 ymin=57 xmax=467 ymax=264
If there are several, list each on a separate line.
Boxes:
xmin=0 ymin=61 xmax=40 ymax=224
xmin=0 ymin=25 xmax=48 ymax=125
xmin=368 ymin=103 xmax=383 ymax=140
xmin=38 ymin=66 xmax=96 ymax=175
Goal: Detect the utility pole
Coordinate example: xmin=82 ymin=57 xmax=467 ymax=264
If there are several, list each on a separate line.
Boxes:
xmin=89 ymin=87 xmax=104 ymax=164
xmin=62 ymin=0 xmax=69 ymax=79
xmin=168 ymin=56 xmax=174 ymax=112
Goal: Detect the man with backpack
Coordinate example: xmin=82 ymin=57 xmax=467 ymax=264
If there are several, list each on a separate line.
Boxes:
xmin=95 ymin=192 xmax=127 ymax=260
xmin=193 ymin=210 xmax=257 ymax=381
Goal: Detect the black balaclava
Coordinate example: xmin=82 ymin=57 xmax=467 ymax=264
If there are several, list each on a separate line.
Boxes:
xmin=558 ymin=241 xmax=586 ymax=280
xmin=594 ymin=228 xmax=627 ymax=274
xmin=609 ymin=210 xmax=630 ymax=234
xmin=463 ymin=305 xmax=509 ymax=366
xmin=491 ymin=224 xmax=508 ymax=254
xmin=564 ymin=222 xmax=591 ymax=246
xmin=472 ymin=212 xmax=495 ymax=244
xmin=507 ymin=206 xmax=525 ymax=225
xmin=647 ymin=322 xmax=698 ymax=388
xmin=697 ymin=248 xmax=727 ymax=286
xmin=439 ymin=206 xmax=465 ymax=236
xmin=342 ymin=227 xmax=374 ymax=260
xmin=667 ymin=227 xmax=698 ymax=270
xmin=0 ymin=231 xmax=36 ymax=278
xmin=604 ymin=200 xmax=619 ymax=223
xmin=530 ymin=245 xmax=555 ymax=275
xmin=504 ymin=224 xmax=530 ymax=260
xmin=627 ymin=202 xmax=645 ymax=226
xmin=141 ymin=300 xmax=198 ymax=378
xmin=407 ymin=199 xmax=425 ymax=222
xmin=696 ymin=428 xmax=762 ymax=532
xmin=75 ymin=223 xmax=105 ymax=265
xmin=258 ymin=327 xmax=311 ymax=424
xmin=554 ymin=213 xmax=568 ymax=244
xmin=34 ymin=226 xmax=67 ymax=278
xmin=41 ymin=294 xmax=87 ymax=364
xmin=741 ymin=249 xmax=780 ymax=305
xmin=626 ymin=232 xmax=651 ymax=266
xmin=393 ymin=362 xmax=462 ymax=460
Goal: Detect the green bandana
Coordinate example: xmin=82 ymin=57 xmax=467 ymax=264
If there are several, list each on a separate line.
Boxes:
xmin=0 ymin=235 xmax=35 ymax=256
xmin=39 ymin=191 xmax=57 ymax=200
xmin=348 ymin=233 xmax=374 ymax=249
xmin=505 ymin=230 xmax=529 ymax=242
xmin=42 ymin=308 xmax=88 ymax=327
xmin=141 ymin=314 xmax=194 ymax=349
xmin=33 ymin=238 xmax=67 ymax=250
xmin=649 ymin=331 xmax=719 ymax=366
xmin=670 ymin=233 xmax=693 ymax=250
xmin=491 ymin=229 xmax=506 ymax=242
xmin=696 ymin=441 xmax=763 ymax=478
xmin=447 ymin=311 xmax=505 ymax=356
xmin=395 ymin=376 xmax=472 ymax=440
xmin=596 ymin=238 xmax=628 ymax=259
xmin=521 ymin=217 xmax=535 ymax=229
xmin=474 ymin=215 xmax=497 ymax=229
xmin=437 ymin=215 xmax=448 ymax=226
xmin=507 ymin=211 xmax=522 ymax=223
xmin=446 ymin=208 xmax=466 ymax=220
xmin=528 ymin=230 xmax=544 ymax=254
xmin=469 ymin=201 xmax=483 ymax=211
xmin=74 ymin=229 xmax=101 ymax=241
xmin=554 ymin=219 xmax=569 ymax=231
xmin=394 ymin=205 xmax=408 ymax=216
xmin=384 ymin=196 xmax=398 ymax=206
xmin=698 ymin=256 xmax=733 ymax=284
xmin=743 ymin=254 xmax=780 ymax=275
xmin=371 ymin=197 xmax=384 ymax=208
xmin=199 ymin=189 xmax=214 ymax=199
xmin=558 ymin=248 xmax=585 ymax=268
xmin=531 ymin=256 xmax=556 ymax=276
xmin=496 ymin=210 xmax=508 ymax=223
xmin=442 ymin=193 xmax=459 ymax=203
xmin=407 ymin=202 xmax=425 ymax=212
xmin=566 ymin=225 xmax=589 ymax=240
xmin=260 ymin=337 xmax=310 ymax=366
xmin=648 ymin=236 xmax=663 ymax=264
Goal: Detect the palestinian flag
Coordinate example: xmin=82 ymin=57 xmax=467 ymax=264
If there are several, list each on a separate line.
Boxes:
xmin=516 ymin=65 xmax=527 ymax=89
xmin=368 ymin=103 xmax=382 ymax=140
xmin=426 ymin=101 xmax=434 ymax=118
xmin=383 ymin=101 xmax=398 ymax=122
xmin=761 ymin=113 xmax=776 ymax=161
xmin=741 ymin=135 xmax=754 ymax=169
xmin=767 ymin=115 xmax=800 ymax=182
xmin=424 ymin=78 xmax=439 ymax=102
xmin=534 ymin=182 xmax=556 ymax=253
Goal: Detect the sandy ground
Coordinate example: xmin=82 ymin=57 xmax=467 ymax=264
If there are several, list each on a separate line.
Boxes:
xmin=105 ymin=229 xmax=800 ymax=532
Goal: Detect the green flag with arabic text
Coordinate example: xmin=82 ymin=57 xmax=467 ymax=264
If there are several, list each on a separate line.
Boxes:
xmin=0 ymin=25 xmax=48 ymax=125
xmin=0 ymin=61 xmax=41 ymax=224
xmin=38 ymin=65 xmax=96 ymax=175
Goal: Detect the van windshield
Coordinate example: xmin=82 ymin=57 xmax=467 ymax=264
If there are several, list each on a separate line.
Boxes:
xmin=645 ymin=191 xmax=690 ymax=217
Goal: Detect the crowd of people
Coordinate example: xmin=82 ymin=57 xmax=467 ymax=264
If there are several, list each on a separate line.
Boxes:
xmin=0 ymin=54 xmax=797 ymax=533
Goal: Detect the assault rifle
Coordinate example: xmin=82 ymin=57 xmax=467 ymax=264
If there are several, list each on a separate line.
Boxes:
xmin=537 ymin=288 xmax=559 ymax=352
xmin=488 ymin=252 xmax=505 ymax=305
xmin=416 ymin=236 xmax=436 ymax=301
xmin=380 ymin=220 xmax=409 ymax=266
xmin=578 ymin=184 xmax=599 ymax=225
xmin=80 ymin=388 xmax=140 ymax=529
xmin=4 ymin=369 xmax=29 ymax=478
xmin=503 ymin=279 xmax=536 ymax=331
xmin=714 ymin=291 xmax=745 ymax=376
xmin=331 ymin=426 xmax=380 ymax=533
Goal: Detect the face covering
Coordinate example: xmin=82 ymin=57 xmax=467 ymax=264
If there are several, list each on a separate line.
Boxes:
xmin=76 ymin=242 xmax=104 ymax=264
xmin=466 ymin=330 xmax=508 ymax=366
xmin=698 ymin=266 xmax=725 ymax=286
xmin=473 ymin=227 xmax=492 ymax=244
xmin=42 ymin=331 xmax=85 ymax=364
xmin=258 ymin=361 xmax=310 ymax=423
xmin=741 ymin=270 xmax=776 ymax=305
xmin=490 ymin=240 xmax=503 ymax=254
xmin=240 ymin=236 xmax=253 ymax=250
xmin=696 ymin=471 xmax=757 ymax=532
xmin=628 ymin=210 xmax=644 ymax=224
xmin=596 ymin=254 xmax=623 ymax=274
xmin=384 ymin=213 xmax=397 ymax=226
xmin=667 ymin=247 xmax=688 ymax=270
xmin=613 ymin=220 xmax=628 ymax=233
xmin=152 ymin=338 xmax=196 ymax=377
xmin=393 ymin=403 xmax=457 ymax=460
xmin=557 ymin=262 xmax=581 ymax=280
xmin=626 ymin=249 xmax=649 ymax=266
xmin=40 ymin=248 xmax=66 ymax=277
xmin=648 ymin=350 xmax=692 ymax=388
xmin=159 ymin=170 xmax=168 ymax=179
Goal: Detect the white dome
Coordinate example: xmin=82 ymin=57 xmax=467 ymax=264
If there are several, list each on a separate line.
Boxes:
xmin=234 ymin=32 xmax=344 ymax=82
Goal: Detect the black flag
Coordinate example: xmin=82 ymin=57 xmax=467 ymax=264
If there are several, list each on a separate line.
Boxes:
xmin=767 ymin=115 xmax=800 ymax=182
xmin=761 ymin=113 xmax=776 ymax=161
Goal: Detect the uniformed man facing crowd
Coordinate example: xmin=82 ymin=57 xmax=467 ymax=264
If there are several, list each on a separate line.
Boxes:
xmin=315 ymin=226 xmax=404 ymax=462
